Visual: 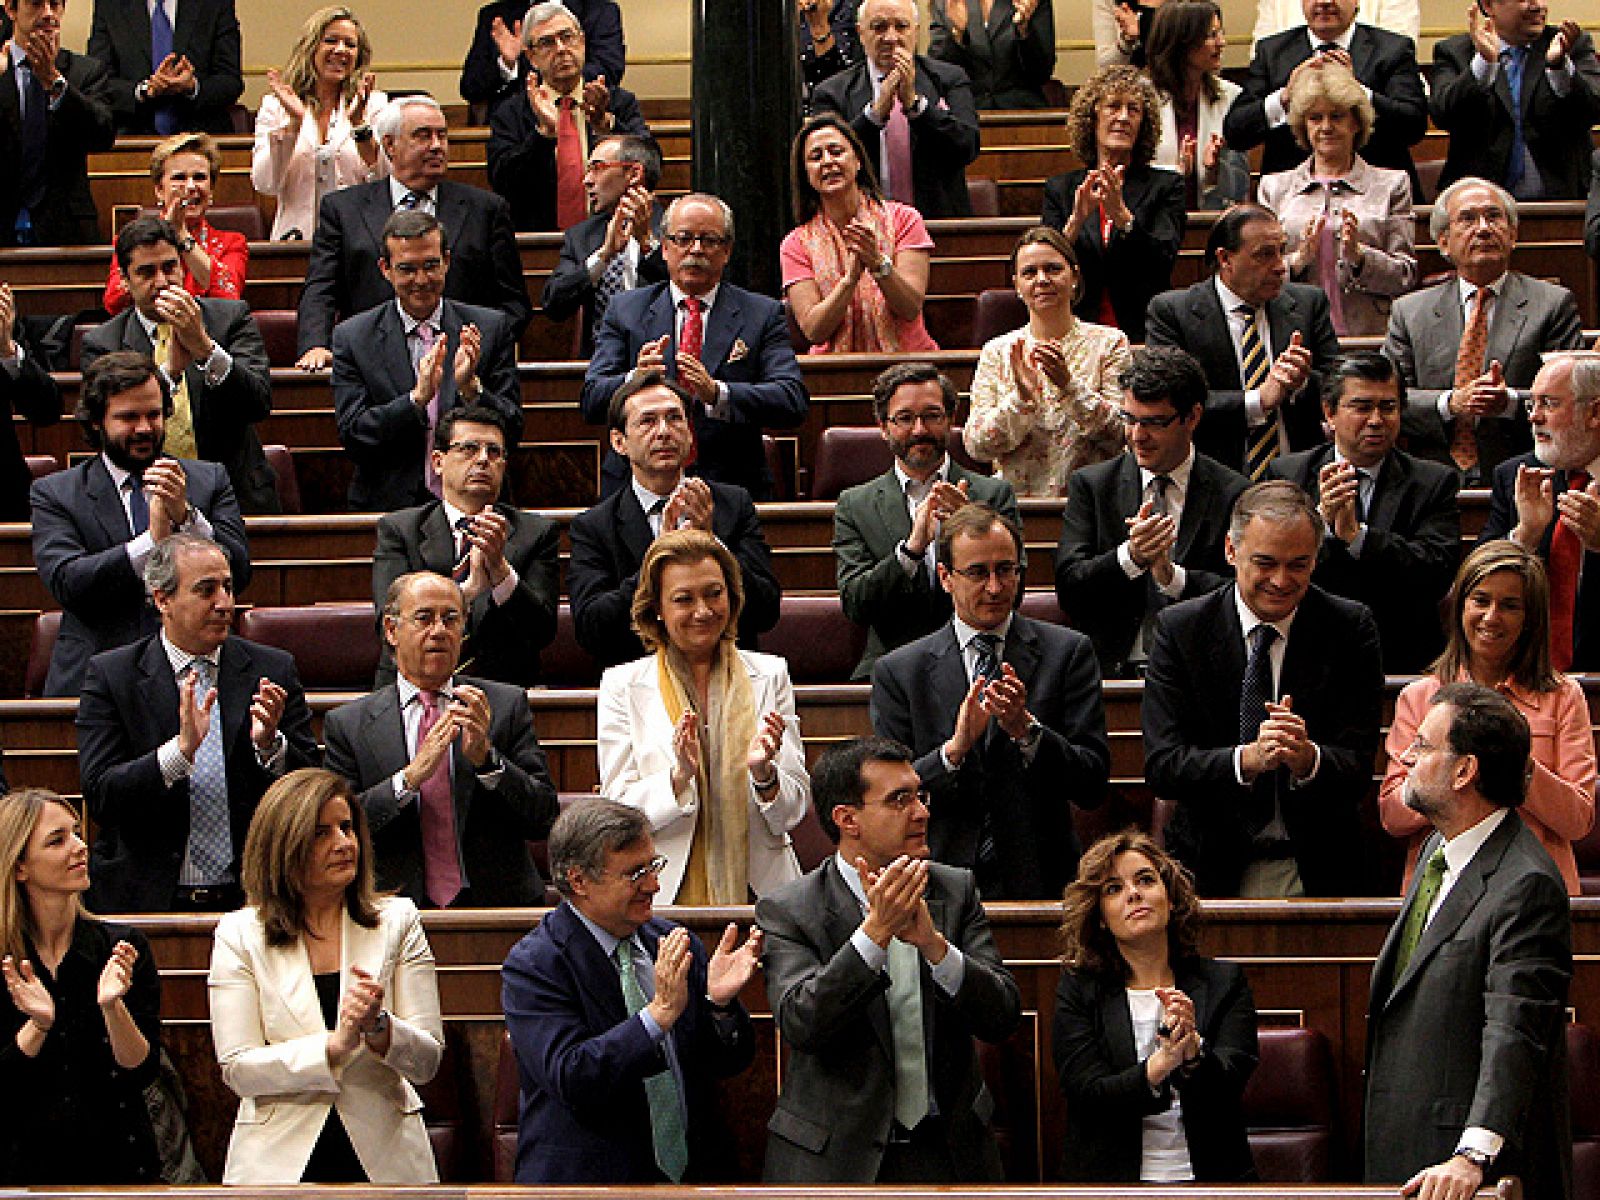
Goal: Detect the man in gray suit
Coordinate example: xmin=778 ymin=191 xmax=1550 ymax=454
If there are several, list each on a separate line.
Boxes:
xmin=834 ymin=361 xmax=1018 ymax=679
xmin=757 ymin=735 xmax=1021 ymax=1183
xmin=1366 ymin=682 xmax=1571 ymax=1200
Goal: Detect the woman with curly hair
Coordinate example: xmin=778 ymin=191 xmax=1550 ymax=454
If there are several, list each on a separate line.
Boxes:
xmin=1145 ymin=1 xmax=1249 ymax=209
xmin=1041 ymin=65 xmax=1184 ymax=343
xmin=1054 ymin=830 xmax=1258 ymax=1183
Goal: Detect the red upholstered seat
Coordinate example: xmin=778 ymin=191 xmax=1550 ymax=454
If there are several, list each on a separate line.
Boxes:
xmin=761 ymin=594 xmax=866 ymax=684
xmin=261 ymin=444 xmax=301 ymax=514
xmin=492 ymin=1029 xmax=520 ymax=1182
xmin=1570 ymin=1023 xmax=1600 ymax=1200
xmin=25 ymin=454 xmax=59 ymax=481
xmin=1242 ymin=1026 xmax=1339 ymax=1182
xmin=537 ymin=603 xmax=599 ymax=689
xmin=415 ymin=1039 xmax=467 ymax=1180
xmin=967 ymin=176 xmax=1000 ymax=216
xmin=972 ymin=288 xmax=1028 ymax=347
xmin=252 ymin=309 xmax=300 ymax=368
xmin=137 ymin=203 xmax=264 ymax=241
xmin=235 ymin=604 xmax=379 ymax=691
xmin=810 ymin=426 xmax=891 ymax=501
xmin=25 ymin=610 xmax=62 ymax=699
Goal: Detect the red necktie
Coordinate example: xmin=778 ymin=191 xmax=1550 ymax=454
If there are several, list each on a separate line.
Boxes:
xmin=416 ymin=690 xmax=462 ymax=907
xmin=555 ymin=96 xmax=586 ymax=229
xmin=1550 ymin=470 xmax=1589 ymax=672
xmin=1450 ymin=287 xmax=1489 ymax=473
xmin=679 ymin=295 xmax=704 ymax=363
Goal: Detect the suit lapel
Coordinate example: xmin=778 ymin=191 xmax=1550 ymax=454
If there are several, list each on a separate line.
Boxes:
xmin=364 ymin=686 xmax=411 ymax=776
xmin=1266 ymin=289 xmax=1301 ymax=365
xmin=1347 ymin=25 xmax=1374 ymax=80
xmin=132 ymin=4 xmax=157 ymax=75
xmin=821 ymin=861 xmax=894 ymax=1056
xmin=1365 ymin=451 xmax=1405 ymax=533
xmin=1100 ymin=979 xmax=1140 ymax=1068
xmin=1002 ymin=615 xmax=1041 ymax=685
xmin=360 ymin=184 xmax=393 ymax=257
xmin=643 ymin=286 xmax=678 ymax=375
xmin=375 ymin=304 xmax=414 ymax=399
xmin=419 ymin=505 xmax=457 ymax=575
xmin=928 ymin=625 xmax=971 ymax=740
xmin=870 ymin=472 xmax=914 ymax=547
xmin=261 ymin=926 xmax=327 ymax=1034
xmin=700 ymin=287 xmax=738 ymax=373
xmin=1190 ymin=284 xmax=1242 ymax=389
xmin=1171 ymin=456 xmax=1212 ymax=561
xmin=217 ymin=638 xmax=255 ymax=762
xmin=1486 ymin=274 xmax=1531 ymax=373
xmin=85 ymin=458 xmax=136 ymax=543
xmin=138 ymin=636 xmax=182 ymax=743
xmin=1428 ymin=282 xmax=1466 ymax=381
xmin=341 ymin=905 xmax=390 ymax=980
xmin=552 ymin=903 xmax=632 ymax=1030
xmin=615 ymin=487 xmax=655 ymax=566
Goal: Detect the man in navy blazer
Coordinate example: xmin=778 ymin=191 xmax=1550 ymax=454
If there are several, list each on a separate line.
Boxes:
xmin=502 ymin=798 xmax=760 ymax=1183
xmin=580 ymin=192 xmax=807 ymax=500
xmin=87 ymin=0 xmax=243 ymax=134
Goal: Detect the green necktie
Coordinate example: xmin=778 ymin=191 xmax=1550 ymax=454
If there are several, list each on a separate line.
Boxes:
xmin=1394 ymin=849 xmax=1447 ymax=979
xmin=886 ymin=937 xmax=931 ymax=1130
xmin=614 ymin=937 xmax=690 ymax=1181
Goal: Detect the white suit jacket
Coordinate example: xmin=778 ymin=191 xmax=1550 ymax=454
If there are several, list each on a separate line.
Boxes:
xmin=597 ymin=649 xmax=808 ymax=903
xmin=251 ymin=91 xmax=391 ymax=241
xmin=208 ymin=896 xmax=443 ymax=1184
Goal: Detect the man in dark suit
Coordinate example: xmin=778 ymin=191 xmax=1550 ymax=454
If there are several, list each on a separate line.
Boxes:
xmin=872 ymin=504 xmax=1108 ymax=900
xmin=0 ymin=0 xmax=116 ymax=246
xmin=1430 ymin=0 xmax=1600 ymax=201
xmin=1386 ymin=178 xmax=1584 ymax=484
xmin=1266 ymin=351 xmax=1460 ymax=673
xmin=569 ymin=371 xmax=779 ymax=668
xmin=295 ymin=95 xmax=531 ymax=369
xmin=757 ymin=736 xmax=1021 ymax=1182
xmin=324 ymin=570 xmax=561 ymax=908
xmin=486 ymin=1 xmax=652 ymax=232
xmin=541 ymin=133 xmax=666 ymax=356
xmin=373 ymin=405 xmax=558 ymax=687
xmin=809 ymin=0 xmax=980 ymax=217
xmin=501 ymin=798 xmax=760 ymax=1183
xmin=460 ymin=0 xmax=624 ymax=111
xmin=0 ymin=281 xmax=60 ymax=521
xmin=835 ymin=361 xmax=1018 ymax=679
xmin=1586 ymin=146 xmax=1600 ymax=260
xmin=76 ymin=534 xmax=317 ymax=912
xmin=331 ymin=209 xmax=522 ymax=512
xmin=1145 ymin=204 xmax=1340 ymax=479
xmin=30 ymin=351 xmax=249 ymax=697
xmin=1223 ymin=0 xmax=1427 ymax=191
xmin=86 ymin=0 xmax=242 ymax=134
xmin=580 ymin=191 xmax=807 ymax=500
xmin=1142 ymin=480 xmax=1384 ymax=897
xmin=81 ymin=215 xmax=276 ymax=513
xmin=1365 ymin=683 xmax=1571 ymax=1200
xmin=1056 ymin=345 xmax=1250 ymax=678
xmin=927 ymin=0 xmax=1055 ymax=109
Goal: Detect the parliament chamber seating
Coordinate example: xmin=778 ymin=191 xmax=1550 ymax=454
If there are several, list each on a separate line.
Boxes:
xmin=254 ymin=309 xmax=301 ymax=368
xmin=24 ymin=609 xmax=61 ymax=699
xmin=234 ymin=603 xmax=379 ymax=691
xmin=538 ymin=604 xmax=595 ymax=689
xmin=1243 ymin=1027 xmax=1340 ymax=1182
xmin=761 ymin=594 xmax=864 ymax=684
xmin=972 ymin=287 xmax=1028 ymax=346
xmin=967 ymin=175 xmax=1000 ymax=217
xmin=1571 ymin=1023 xmax=1600 ymax=1200
xmin=24 ymin=453 xmax=58 ymax=480
xmin=491 ymin=1029 xmax=519 ymax=1182
xmin=262 ymin=444 xmax=303 ymax=514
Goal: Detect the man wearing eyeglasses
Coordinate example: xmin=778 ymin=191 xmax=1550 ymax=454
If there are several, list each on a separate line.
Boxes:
xmin=486 ymin=1 xmax=652 ymax=233
xmin=372 ymin=405 xmax=559 ymax=687
xmin=871 ymin=503 xmax=1109 ymax=899
xmin=331 ymin=209 xmax=522 ymax=512
xmin=325 ymin=569 xmax=560 ymax=907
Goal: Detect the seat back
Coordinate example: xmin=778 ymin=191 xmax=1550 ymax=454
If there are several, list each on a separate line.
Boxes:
xmin=1571 ymin=1023 xmax=1600 ymax=1200
xmin=261 ymin=445 xmax=302 ymax=514
xmin=761 ymin=594 xmax=866 ymax=684
xmin=809 ymin=426 xmax=890 ymax=501
xmin=206 ymin=205 xmax=266 ymax=241
xmin=967 ymin=176 xmax=1000 ymax=216
xmin=493 ymin=1029 xmax=521 ymax=1181
xmin=25 ymin=454 xmax=60 ymax=481
xmin=1018 ymin=590 xmax=1067 ymax=626
xmin=25 ymin=610 xmax=62 ymax=698
xmin=972 ymin=288 xmax=1027 ymax=347
xmin=539 ymin=603 xmax=599 ymax=688
xmin=414 ymin=1039 xmax=469 ymax=1181
xmin=253 ymin=309 xmax=300 ymax=368
xmin=1242 ymin=1026 xmax=1339 ymax=1181
xmin=235 ymin=604 xmax=379 ymax=690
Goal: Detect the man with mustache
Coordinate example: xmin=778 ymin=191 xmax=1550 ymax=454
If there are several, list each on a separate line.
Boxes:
xmin=29 ymin=350 xmax=249 ymax=696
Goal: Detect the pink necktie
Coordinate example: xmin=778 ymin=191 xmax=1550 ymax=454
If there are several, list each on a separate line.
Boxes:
xmin=415 ymin=322 xmax=443 ymax=498
xmin=884 ymin=102 xmax=915 ymax=204
xmin=416 ymin=690 xmax=462 ymax=907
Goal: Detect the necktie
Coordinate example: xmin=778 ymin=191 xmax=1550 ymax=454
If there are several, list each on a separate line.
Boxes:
xmin=152 ymin=322 xmax=197 ymax=459
xmin=1239 ymin=624 xmax=1277 ymax=744
xmin=555 ymin=96 xmax=587 ymax=229
xmin=1238 ymin=307 xmax=1278 ymax=480
xmin=415 ymin=690 xmax=462 ymax=907
xmin=972 ymin=632 xmax=1001 ymax=683
xmin=1316 ymin=42 xmax=1339 ymax=54
xmin=1451 ymin=287 xmax=1490 ymax=473
xmin=16 ymin=60 xmax=46 ymax=236
xmin=397 ymin=189 xmax=425 ymax=211
xmin=614 ymin=938 xmax=690 ymax=1181
xmin=452 ymin=515 xmax=474 ymax=583
xmin=126 ymin=474 xmax=150 ymax=536
xmin=646 ymin=495 xmax=667 ymax=538
xmin=1502 ymin=47 xmax=1527 ymax=192
xmin=679 ymin=295 xmax=704 ymax=364
xmin=595 ymin=248 xmax=630 ymax=322
xmin=182 ymin=659 xmax=233 ymax=885
xmin=1140 ymin=475 xmax=1177 ymax=639
xmin=883 ymin=98 xmax=915 ymax=205
xmin=1393 ymin=848 xmax=1447 ymax=979
xmin=414 ymin=322 xmax=443 ymax=498
xmin=149 ymin=0 xmax=178 ymax=134
xmin=886 ymin=936 xmax=931 ymax=1130
xmin=1550 ymin=469 xmax=1589 ymax=671
xmin=1149 ymin=473 xmax=1173 ymax=517
xmin=1354 ymin=468 xmax=1371 ymax=524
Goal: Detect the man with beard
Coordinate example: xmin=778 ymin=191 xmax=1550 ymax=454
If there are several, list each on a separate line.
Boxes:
xmin=30 ymin=350 xmax=249 ymax=696
xmin=834 ymin=361 xmax=1019 ymax=680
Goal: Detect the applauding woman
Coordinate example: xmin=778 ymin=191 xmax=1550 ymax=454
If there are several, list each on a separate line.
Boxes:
xmin=1146 ymin=1 xmax=1249 ymax=209
xmin=0 ymin=789 xmax=162 ymax=1184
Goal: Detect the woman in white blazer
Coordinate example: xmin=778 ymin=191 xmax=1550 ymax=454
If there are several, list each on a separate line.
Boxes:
xmin=1147 ymin=2 xmax=1250 ymax=209
xmin=597 ymin=529 xmax=808 ymax=905
xmin=209 ymin=769 xmax=443 ymax=1184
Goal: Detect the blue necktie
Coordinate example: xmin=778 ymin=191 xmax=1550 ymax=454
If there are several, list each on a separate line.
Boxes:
xmin=16 ymin=60 xmax=46 ymax=240
xmin=1502 ymin=47 xmax=1527 ymax=192
xmin=181 ymin=659 xmax=235 ymax=885
xmin=127 ymin=475 xmax=150 ymax=536
xmin=149 ymin=0 xmax=178 ymax=134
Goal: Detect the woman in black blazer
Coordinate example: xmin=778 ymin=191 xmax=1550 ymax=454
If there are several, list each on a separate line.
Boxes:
xmin=1053 ymin=830 xmax=1258 ymax=1183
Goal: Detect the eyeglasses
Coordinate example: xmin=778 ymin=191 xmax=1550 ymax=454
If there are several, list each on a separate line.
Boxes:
xmin=389 ymin=257 xmax=445 ymax=279
xmin=1524 ymin=394 xmax=1589 ymax=417
xmin=1449 ymin=207 xmax=1510 ymax=230
xmin=883 ymin=409 xmax=948 ymax=430
xmin=1338 ymin=400 xmax=1401 ymax=417
xmin=873 ymin=787 xmax=930 ymax=812
xmin=530 ymin=27 xmax=581 ymax=51
xmin=1118 ymin=409 xmax=1181 ymax=429
xmin=613 ymin=854 xmax=669 ymax=885
xmin=947 ymin=561 xmax=1021 ymax=583
xmin=663 ymin=231 xmax=731 ymax=249
xmin=396 ymin=608 xmax=463 ymax=629
xmin=584 ymin=159 xmax=630 ymax=176
xmin=446 ymin=439 xmax=506 ymax=461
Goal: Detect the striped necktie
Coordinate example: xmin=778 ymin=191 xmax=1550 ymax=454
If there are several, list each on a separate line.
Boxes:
xmin=1238 ymin=306 xmax=1278 ymax=479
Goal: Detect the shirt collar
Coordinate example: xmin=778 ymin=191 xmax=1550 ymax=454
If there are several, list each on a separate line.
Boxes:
xmin=834 ymin=853 xmax=870 ymax=910
xmin=669 ymin=281 xmax=719 ymax=313
xmin=396 ymin=299 xmax=445 ymax=335
xmin=1139 ymin=445 xmax=1196 ymax=493
xmin=1215 ymin=276 xmax=1257 ymax=317
xmin=103 ymin=454 xmax=136 ymax=490
xmin=160 ymin=630 xmax=221 ymax=676
xmin=953 ymin=612 xmax=1012 ymax=652
xmin=1233 ymin=587 xmax=1298 ymax=646
xmin=133 ymin=308 xmax=163 ymax=343
xmin=894 ymin=456 xmax=949 ymax=494
xmin=1457 ymin=274 xmax=1507 ymax=307
xmin=1305 ymin=23 xmax=1357 ymax=52
xmin=397 ymin=673 xmax=456 ymax=710
xmin=631 ymin=476 xmax=676 ymax=517
xmin=1439 ymin=807 xmax=1510 ymax=876
xmin=388 ymin=177 xmax=437 ymax=209
xmin=1331 ymin=445 xmax=1385 ymax=487
xmin=566 ymin=899 xmax=629 ymax=959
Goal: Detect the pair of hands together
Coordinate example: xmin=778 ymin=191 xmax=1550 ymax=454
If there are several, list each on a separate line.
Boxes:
xmin=642 ymin=923 xmax=764 ymax=1031
xmin=2 ymin=940 xmax=140 ymax=1028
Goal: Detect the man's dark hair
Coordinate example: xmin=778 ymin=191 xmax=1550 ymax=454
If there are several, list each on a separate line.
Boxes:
xmin=606 ymin=369 xmax=695 ymax=434
xmin=811 ymin=736 xmax=915 ymax=841
xmin=548 ymin=798 xmax=651 ymax=896
xmin=936 ymin=502 xmax=1024 ymax=569
xmin=381 ymin=208 xmax=450 ymax=260
xmin=1432 ymin=682 xmax=1532 ymax=810
xmin=434 ymin=405 xmax=509 ymax=451
xmin=1325 ymin=350 xmax=1406 ymax=411
xmin=1119 ymin=345 xmax=1208 ymax=418
xmin=870 ymin=361 xmax=958 ymax=424
xmin=597 ymin=133 xmax=663 ymax=192
xmin=1204 ymin=202 xmax=1277 ymax=270
xmin=76 ymin=351 xmax=172 ymax=449
xmin=114 ymin=215 xmax=184 ymax=274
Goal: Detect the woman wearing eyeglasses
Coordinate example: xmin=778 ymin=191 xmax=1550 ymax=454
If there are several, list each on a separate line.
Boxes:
xmin=596 ymin=529 xmax=809 ymax=905
xmin=964 ymin=226 xmax=1131 ymax=497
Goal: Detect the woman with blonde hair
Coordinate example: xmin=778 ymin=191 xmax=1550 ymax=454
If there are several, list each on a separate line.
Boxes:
xmin=252 ymin=5 xmax=388 ymax=240
xmin=209 ymin=768 xmax=442 ymax=1183
xmin=596 ymin=528 xmax=808 ymax=904
xmin=0 ymin=789 xmax=161 ymax=1184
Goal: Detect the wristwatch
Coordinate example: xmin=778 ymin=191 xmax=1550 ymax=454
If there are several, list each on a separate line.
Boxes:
xmin=352 ymin=123 xmax=374 ymax=143
xmin=1012 ymin=718 xmax=1044 ymax=750
xmin=365 ymin=1009 xmax=391 ymax=1038
xmin=1453 ymin=1147 xmax=1493 ymax=1172
xmin=871 ymin=255 xmax=894 ymax=279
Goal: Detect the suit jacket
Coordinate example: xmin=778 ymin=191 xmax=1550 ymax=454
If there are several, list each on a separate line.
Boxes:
xmin=1586 ymin=147 xmax=1600 ymax=259
xmin=1142 ymin=583 xmax=1384 ymax=897
xmin=297 ymin=179 xmax=532 ymax=354
xmin=0 ymin=49 xmax=116 ymax=246
xmin=596 ymin=650 xmax=808 ymax=903
xmin=580 ymin=282 xmax=808 ymax=499
xmin=1431 ymin=27 xmax=1600 ymax=201
xmin=30 ymin=455 xmax=250 ymax=697
xmin=1385 ymin=272 xmax=1583 ymax=478
xmin=834 ymin=463 xmax=1019 ymax=679
xmin=209 ymin=897 xmax=443 ymax=1184
xmin=871 ymin=616 xmax=1109 ymax=899
xmin=0 ymin=324 xmax=61 ymax=521
xmin=1364 ymin=813 xmax=1571 ymax=1199
xmin=321 ymin=675 xmax=560 ymax=907
xmin=76 ymin=633 xmax=318 ymax=912
xmin=486 ymin=84 xmax=651 ymax=231
xmin=81 ymin=299 xmax=277 ymax=513
xmin=1266 ymin=445 xmax=1460 ymax=672
xmin=1224 ymin=23 xmax=1427 ymax=193
xmin=1041 ymin=163 xmax=1185 ymax=346
xmin=86 ymin=0 xmax=243 ymax=134
xmin=1145 ymin=279 xmax=1342 ymax=474
xmin=756 ymin=858 xmax=1021 ymax=1182
xmin=372 ymin=501 xmax=559 ymax=686
xmin=568 ymin=478 xmax=780 ymax=667
xmin=501 ymin=902 xmax=755 ymax=1183
xmin=1053 ymin=957 xmax=1258 ymax=1182
xmin=1055 ymin=450 xmax=1249 ymax=675
xmin=459 ymin=0 xmax=625 ymax=108
xmin=541 ymin=204 xmax=667 ymax=356
xmin=808 ymin=55 xmax=981 ymax=219
xmin=330 ymin=298 xmax=522 ymax=511
xmin=927 ymin=0 xmax=1055 ymax=109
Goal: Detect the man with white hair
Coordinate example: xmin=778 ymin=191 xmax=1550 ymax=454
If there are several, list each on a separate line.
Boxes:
xmin=295 ymin=94 xmax=531 ymax=370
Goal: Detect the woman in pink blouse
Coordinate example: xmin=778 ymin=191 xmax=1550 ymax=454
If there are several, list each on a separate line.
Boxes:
xmin=780 ymin=113 xmax=938 ymax=354
xmin=1380 ymin=540 xmax=1595 ymax=895
xmin=102 ymin=133 xmax=247 ymax=315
